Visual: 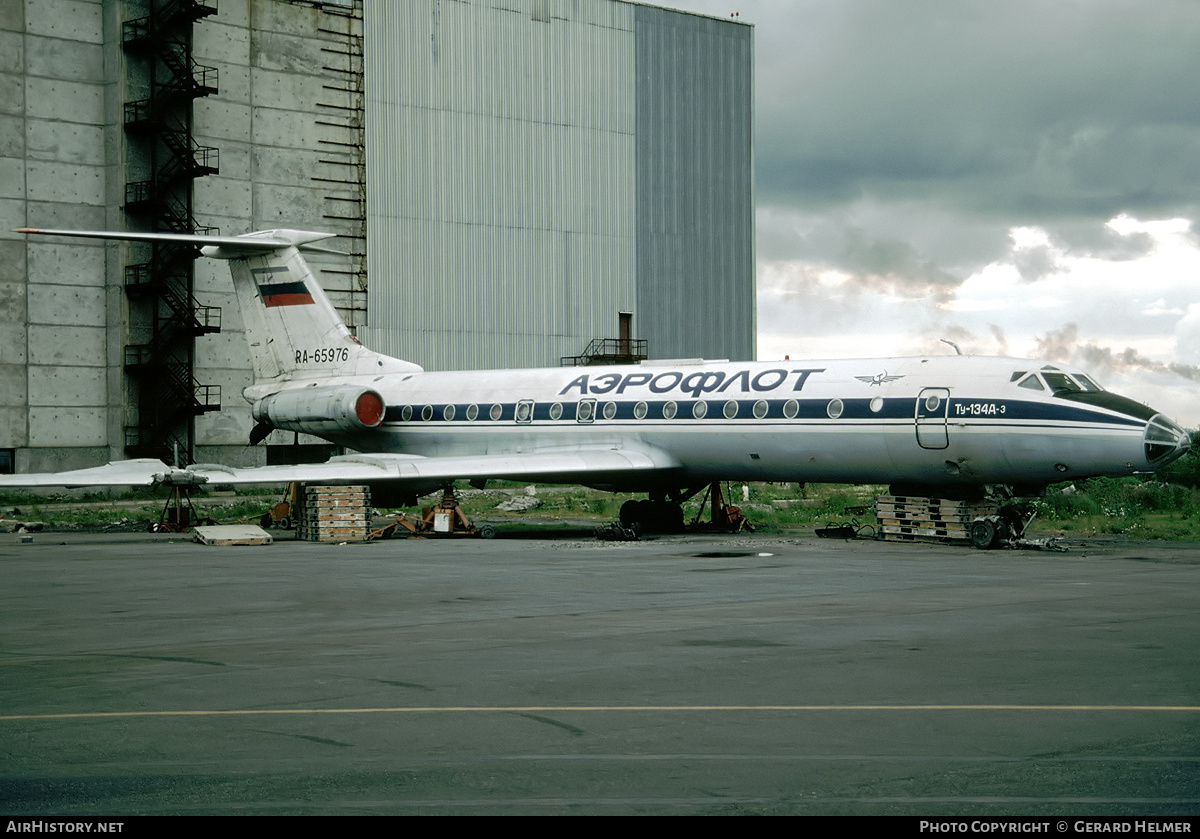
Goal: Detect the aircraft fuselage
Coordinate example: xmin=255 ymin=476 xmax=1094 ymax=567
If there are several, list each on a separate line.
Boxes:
xmin=268 ymin=354 xmax=1185 ymax=494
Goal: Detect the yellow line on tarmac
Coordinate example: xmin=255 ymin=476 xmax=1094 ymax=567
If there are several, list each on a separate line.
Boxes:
xmin=3 ymin=704 xmax=1200 ymax=722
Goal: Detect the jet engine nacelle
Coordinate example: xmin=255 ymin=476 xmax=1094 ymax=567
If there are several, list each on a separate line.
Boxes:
xmin=252 ymin=385 xmax=386 ymax=437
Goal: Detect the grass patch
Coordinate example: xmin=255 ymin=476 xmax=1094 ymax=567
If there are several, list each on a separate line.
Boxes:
xmin=7 ymin=476 xmax=1200 ymax=541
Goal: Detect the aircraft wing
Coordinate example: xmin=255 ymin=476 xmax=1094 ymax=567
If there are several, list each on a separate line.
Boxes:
xmin=0 ymin=458 xmax=200 ymax=488
xmin=0 ymin=445 xmax=682 ymax=490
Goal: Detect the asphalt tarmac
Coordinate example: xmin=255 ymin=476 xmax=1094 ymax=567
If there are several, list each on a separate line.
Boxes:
xmin=1 ymin=526 xmax=1198 ymax=816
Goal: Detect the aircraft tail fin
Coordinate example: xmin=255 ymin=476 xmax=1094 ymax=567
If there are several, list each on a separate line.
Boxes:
xmin=14 ymin=228 xmax=423 ymax=389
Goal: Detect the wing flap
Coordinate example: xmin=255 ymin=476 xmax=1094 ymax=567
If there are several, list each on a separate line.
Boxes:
xmin=190 ymin=445 xmax=679 ymax=486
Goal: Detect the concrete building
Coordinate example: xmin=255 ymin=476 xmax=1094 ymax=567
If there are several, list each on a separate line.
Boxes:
xmin=0 ymin=0 xmax=753 ymax=475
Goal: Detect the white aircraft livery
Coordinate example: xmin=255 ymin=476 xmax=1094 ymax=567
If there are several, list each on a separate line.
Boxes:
xmin=3 ymin=227 xmax=1191 ymax=527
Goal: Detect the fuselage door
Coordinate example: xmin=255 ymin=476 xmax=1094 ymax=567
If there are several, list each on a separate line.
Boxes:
xmin=916 ymin=387 xmax=950 ymax=449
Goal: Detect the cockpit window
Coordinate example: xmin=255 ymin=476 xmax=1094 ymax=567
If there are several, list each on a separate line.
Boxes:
xmin=1042 ymin=372 xmax=1104 ymax=395
xmin=1042 ymin=372 xmax=1081 ymax=394
xmin=1010 ymin=371 xmax=1026 ymax=382
xmin=1017 ymin=374 xmax=1045 ymax=391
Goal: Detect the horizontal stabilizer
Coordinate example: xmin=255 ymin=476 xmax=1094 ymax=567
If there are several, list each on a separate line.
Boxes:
xmin=13 ymin=228 xmax=336 ymax=253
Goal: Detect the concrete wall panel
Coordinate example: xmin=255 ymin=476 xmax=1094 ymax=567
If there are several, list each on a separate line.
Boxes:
xmin=0 ymin=240 xmax=27 ymax=283
xmin=24 ymin=78 xmax=103 ymax=123
xmin=25 ymin=161 xmax=104 ymax=204
xmin=23 ymin=0 xmax=103 ymax=45
xmin=22 ymin=201 xmax=106 ymax=229
xmin=251 ymin=144 xmax=320 ymax=186
xmin=0 ymin=72 xmax=24 ymax=115
xmin=28 ymin=364 xmax=106 ymax=406
xmin=27 ymin=283 xmax=106 ymax=327
xmin=25 ymin=119 xmax=104 ymax=165
xmin=0 ymin=362 xmax=25 ymax=403
xmin=194 ymin=326 xmax=253 ymax=370
xmin=253 ymin=182 xmax=326 ymax=223
xmin=27 ymin=242 xmax=104 ymax=287
xmin=0 ymin=115 xmax=23 ymax=156
xmin=0 ymin=198 xmax=24 ymax=232
xmin=252 ymin=31 xmax=328 ymax=76
xmin=19 ymin=446 xmax=111 ymax=473
xmin=192 ymin=260 xmax=232 ymax=295
xmin=27 ymin=324 xmax=105 ymax=367
xmin=193 ymin=175 xmax=253 ymax=220
xmin=28 ymin=407 xmax=107 ymax=446
xmin=0 ymin=157 xmax=23 ymax=198
xmin=248 ymin=0 xmax=322 ymax=38
xmin=0 ymin=31 xmax=23 ymax=73
xmin=193 ymin=98 xmax=252 ymax=143
xmin=250 ymin=107 xmax=322 ymax=149
xmin=0 ymin=406 xmax=28 ymax=447
xmin=24 ymin=35 xmax=103 ymax=81
xmin=194 ymin=21 xmax=250 ymax=70
xmin=0 ymin=323 xmax=26 ymax=364
xmin=249 ymin=67 xmax=326 ymax=110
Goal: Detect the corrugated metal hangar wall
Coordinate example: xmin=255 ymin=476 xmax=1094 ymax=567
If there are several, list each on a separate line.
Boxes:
xmin=360 ymin=0 xmax=754 ymax=371
xmin=1 ymin=0 xmax=752 ymax=474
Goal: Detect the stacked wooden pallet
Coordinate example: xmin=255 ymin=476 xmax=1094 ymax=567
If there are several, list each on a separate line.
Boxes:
xmin=874 ymin=495 xmax=999 ymax=545
xmin=298 ymin=485 xmax=371 ymax=542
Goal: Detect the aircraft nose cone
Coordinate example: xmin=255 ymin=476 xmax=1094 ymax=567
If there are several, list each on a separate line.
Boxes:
xmin=1144 ymin=414 xmax=1190 ymax=467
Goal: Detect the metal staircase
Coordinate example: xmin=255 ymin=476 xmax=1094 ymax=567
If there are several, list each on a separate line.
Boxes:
xmin=121 ymin=0 xmax=220 ymax=463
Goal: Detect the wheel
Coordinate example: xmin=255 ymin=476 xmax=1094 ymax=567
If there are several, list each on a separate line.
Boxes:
xmin=479 ymin=524 xmax=497 ymax=539
xmin=278 ymin=516 xmax=292 ymax=531
xmin=260 ymin=513 xmax=272 ymax=529
xmin=969 ymin=518 xmax=998 ymax=550
xmin=619 ymin=499 xmax=642 ymax=527
xmin=148 ymin=522 xmax=162 ymax=533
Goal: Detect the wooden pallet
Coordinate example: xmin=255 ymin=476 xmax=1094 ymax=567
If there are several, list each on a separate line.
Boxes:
xmin=874 ymin=495 xmax=998 ymax=545
xmin=299 ymin=485 xmax=371 ymax=542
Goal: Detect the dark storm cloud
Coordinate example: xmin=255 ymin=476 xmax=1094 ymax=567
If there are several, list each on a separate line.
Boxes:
xmin=669 ymin=0 xmax=1200 ymax=376
xmin=1034 ymin=323 xmax=1200 ymax=382
xmin=758 ymin=218 xmax=964 ymax=302
xmin=748 ymin=0 xmax=1200 ymax=223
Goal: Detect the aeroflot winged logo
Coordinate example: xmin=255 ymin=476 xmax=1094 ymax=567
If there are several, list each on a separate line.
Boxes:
xmin=855 ymin=372 xmax=903 ymax=387
xmin=253 ymin=266 xmax=314 ymax=307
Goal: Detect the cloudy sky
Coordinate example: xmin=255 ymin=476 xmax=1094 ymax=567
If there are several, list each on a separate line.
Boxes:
xmin=656 ymin=0 xmax=1200 ymax=426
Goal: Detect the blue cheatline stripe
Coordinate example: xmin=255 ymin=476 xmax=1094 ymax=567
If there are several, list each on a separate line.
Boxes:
xmin=381 ymin=398 xmax=1145 ymax=428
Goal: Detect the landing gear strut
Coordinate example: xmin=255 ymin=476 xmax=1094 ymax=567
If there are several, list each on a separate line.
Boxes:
xmin=616 ymin=482 xmax=753 ymax=535
xmin=618 ymin=496 xmax=684 ymax=534
xmin=969 ymin=504 xmax=1037 ymax=549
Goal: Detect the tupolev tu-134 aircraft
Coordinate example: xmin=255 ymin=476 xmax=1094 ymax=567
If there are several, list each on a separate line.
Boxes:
xmin=3 ymin=227 xmax=1191 ymax=529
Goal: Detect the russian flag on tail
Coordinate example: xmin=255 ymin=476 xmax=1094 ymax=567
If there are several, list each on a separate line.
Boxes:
xmin=252 ymin=266 xmax=314 ymax=307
